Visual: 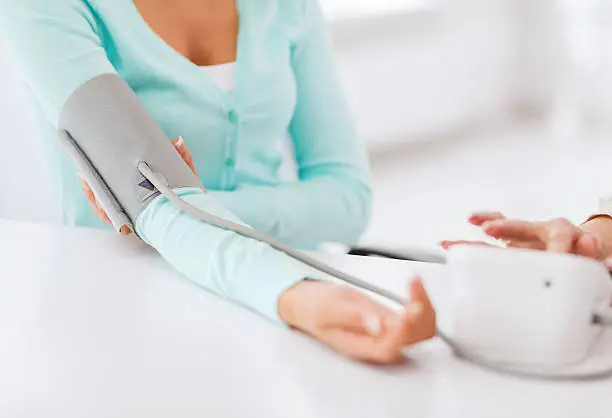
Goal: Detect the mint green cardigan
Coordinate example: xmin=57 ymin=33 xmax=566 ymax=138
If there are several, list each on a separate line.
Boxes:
xmin=0 ymin=0 xmax=372 ymax=322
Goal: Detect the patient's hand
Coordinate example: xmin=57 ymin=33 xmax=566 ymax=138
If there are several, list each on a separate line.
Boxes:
xmin=278 ymin=277 xmax=436 ymax=364
xmin=78 ymin=136 xmax=200 ymax=235
xmin=441 ymin=211 xmax=604 ymax=260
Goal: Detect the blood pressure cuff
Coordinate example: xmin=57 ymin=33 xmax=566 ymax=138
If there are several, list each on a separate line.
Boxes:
xmin=57 ymin=74 xmax=204 ymax=234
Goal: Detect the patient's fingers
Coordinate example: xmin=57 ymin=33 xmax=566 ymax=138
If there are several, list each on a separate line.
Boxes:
xmin=440 ymin=240 xmax=494 ymax=250
xmin=386 ymin=278 xmax=436 ymax=350
xmin=78 ymin=176 xmax=112 ymax=225
xmin=469 ymin=212 xmax=506 ymax=226
xmin=172 ymin=137 xmax=200 ymax=179
xmin=408 ymin=278 xmax=435 ymax=319
xmin=78 ymin=174 xmax=132 ymax=235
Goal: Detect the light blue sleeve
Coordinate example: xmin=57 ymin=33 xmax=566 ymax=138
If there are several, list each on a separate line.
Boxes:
xmin=0 ymin=0 xmax=118 ymax=123
xmin=136 ymin=189 xmax=315 ymax=322
xmin=209 ymin=0 xmax=373 ymax=250
xmin=0 ymin=0 xmax=315 ymax=323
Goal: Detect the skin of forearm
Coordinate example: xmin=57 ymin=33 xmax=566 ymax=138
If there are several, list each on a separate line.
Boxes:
xmin=581 ymin=215 xmax=612 ymax=258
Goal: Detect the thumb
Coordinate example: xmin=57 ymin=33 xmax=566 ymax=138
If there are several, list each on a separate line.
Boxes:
xmin=408 ymin=277 xmax=429 ymax=304
xmin=407 ymin=277 xmax=435 ymax=316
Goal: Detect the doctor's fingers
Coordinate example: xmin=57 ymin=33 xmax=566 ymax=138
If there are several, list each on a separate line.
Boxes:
xmin=483 ymin=218 xmax=582 ymax=253
xmin=498 ymin=226 xmax=602 ymax=258
xmin=482 ymin=219 xmax=542 ymax=241
xmin=469 ymin=211 xmax=506 ymax=226
xmin=544 ymin=219 xmax=583 ymax=252
xmin=440 ymin=240 xmax=546 ymax=251
xmin=440 ymin=240 xmax=495 ymax=250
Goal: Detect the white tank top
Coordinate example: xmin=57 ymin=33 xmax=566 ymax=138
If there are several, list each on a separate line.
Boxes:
xmin=200 ymin=62 xmax=236 ymax=92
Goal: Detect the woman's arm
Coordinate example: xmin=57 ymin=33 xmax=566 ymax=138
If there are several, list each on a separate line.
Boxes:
xmin=1 ymin=0 xmax=437 ymax=363
xmin=0 ymin=0 xmax=310 ymax=322
xmin=0 ymin=0 xmax=117 ymax=123
xmin=209 ymin=0 xmax=373 ymax=249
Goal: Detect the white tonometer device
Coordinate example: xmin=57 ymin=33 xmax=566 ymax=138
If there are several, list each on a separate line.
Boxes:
xmin=441 ymin=245 xmax=612 ymax=379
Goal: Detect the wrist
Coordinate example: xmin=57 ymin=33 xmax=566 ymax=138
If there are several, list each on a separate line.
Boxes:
xmin=278 ymin=280 xmax=309 ymax=328
xmin=582 ymin=213 xmax=612 ymax=226
xmin=278 ymin=279 xmax=328 ymax=329
xmin=582 ymin=215 xmax=612 ymax=257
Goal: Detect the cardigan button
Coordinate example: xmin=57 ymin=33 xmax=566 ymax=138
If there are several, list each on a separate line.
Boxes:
xmin=228 ymin=109 xmax=240 ymax=125
xmin=225 ymin=158 xmax=235 ymax=168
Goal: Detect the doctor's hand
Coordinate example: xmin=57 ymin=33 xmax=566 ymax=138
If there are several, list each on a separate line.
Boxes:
xmin=78 ymin=137 xmax=199 ymax=235
xmin=278 ymin=278 xmax=436 ymax=364
xmin=441 ymin=211 xmax=605 ymax=260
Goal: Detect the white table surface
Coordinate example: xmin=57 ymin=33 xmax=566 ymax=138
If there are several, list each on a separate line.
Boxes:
xmin=0 ymin=220 xmax=610 ymax=418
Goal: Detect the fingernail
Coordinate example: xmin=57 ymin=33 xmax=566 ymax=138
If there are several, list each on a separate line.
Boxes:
xmin=175 ymin=136 xmax=184 ymax=146
xmin=363 ymin=313 xmax=381 ymax=336
xmin=406 ymin=301 xmax=424 ymax=318
xmin=76 ymin=173 xmax=84 ymax=182
xmin=604 ymin=257 xmax=612 ymax=270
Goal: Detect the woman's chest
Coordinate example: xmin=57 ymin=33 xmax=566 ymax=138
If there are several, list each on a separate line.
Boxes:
xmin=91 ymin=0 xmax=301 ymax=187
xmin=96 ymin=0 xmax=299 ymax=126
xmin=130 ymin=0 xmax=239 ymax=67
